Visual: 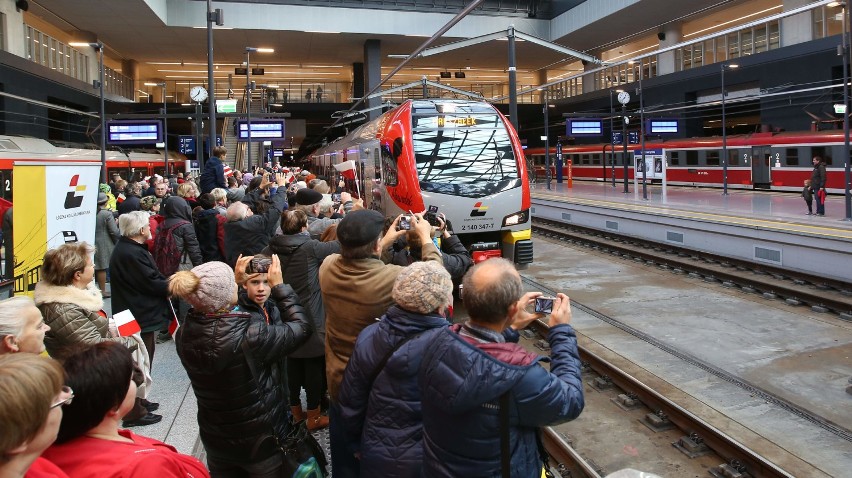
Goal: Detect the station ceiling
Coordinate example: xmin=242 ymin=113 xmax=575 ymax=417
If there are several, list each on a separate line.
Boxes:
xmin=30 ymin=0 xmax=761 ymax=91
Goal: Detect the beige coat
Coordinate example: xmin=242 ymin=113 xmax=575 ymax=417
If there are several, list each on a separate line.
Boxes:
xmin=319 ymin=242 xmax=441 ymax=401
xmin=34 ymin=281 xmax=136 ymax=359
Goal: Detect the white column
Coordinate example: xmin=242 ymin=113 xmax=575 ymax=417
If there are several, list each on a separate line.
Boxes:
xmin=0 ymin=2 xmax=27 ymax=57
xmin=781 ymin=0 xmax=814 ymax=47
xmin=657 ymin=23 xmax=683 ymax=75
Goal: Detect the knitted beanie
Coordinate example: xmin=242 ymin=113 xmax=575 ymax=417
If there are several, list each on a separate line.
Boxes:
xmin=168 ymin=262 xmax=236 ymax=314
xmin=392 ymin=261 xmax=452 ymax=314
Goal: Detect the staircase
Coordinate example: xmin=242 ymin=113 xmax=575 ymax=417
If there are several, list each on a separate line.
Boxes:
xmin=222 ymin=98 xmax=242 ymax=171
xmin=230 ymin=90 xmax=266 ymax=172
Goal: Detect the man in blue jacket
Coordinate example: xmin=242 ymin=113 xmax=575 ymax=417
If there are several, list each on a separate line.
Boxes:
xmin=201 ymin=146 xmax=228 ymax=194
xmin=419 ymin=258 xmax=584 ymax=477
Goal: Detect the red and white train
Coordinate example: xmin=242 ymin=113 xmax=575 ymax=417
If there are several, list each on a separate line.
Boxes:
xmin=525 ymin=130 xmax=849 ymax=192
xmin=309 ymin=99 xmax=533 ymax=266
xmin=0 ymin=135 xmax=192 ymax=202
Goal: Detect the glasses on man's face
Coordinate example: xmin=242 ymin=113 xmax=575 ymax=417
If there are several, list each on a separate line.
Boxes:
xmin=50 ymin=386 xmax=74 ymax=409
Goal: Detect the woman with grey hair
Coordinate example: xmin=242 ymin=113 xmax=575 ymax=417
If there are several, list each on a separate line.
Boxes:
xmin=109 ymin=212 xmax=171 ymax=378
xmin=0 ymin=296 xmax=50 ymax=355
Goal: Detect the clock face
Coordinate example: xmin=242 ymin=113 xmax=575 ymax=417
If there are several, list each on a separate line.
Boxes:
xmin=617 ymin=91 xmax=631 ymax=105
xmin=190 ymin=86 xmax=208 ymax=102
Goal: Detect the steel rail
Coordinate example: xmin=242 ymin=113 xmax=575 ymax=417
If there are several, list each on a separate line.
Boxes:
xmin=527 ymin=320 xmax=795 ymax=478
xmin=532 ymin=218 xmax=852 ymax=317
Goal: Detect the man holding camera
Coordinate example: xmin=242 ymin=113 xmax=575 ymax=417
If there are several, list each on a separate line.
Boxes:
xmin=319 ymin=209 xmax=441 ymax=478
xmin=418 ymin=258 xmax=584 ymax=477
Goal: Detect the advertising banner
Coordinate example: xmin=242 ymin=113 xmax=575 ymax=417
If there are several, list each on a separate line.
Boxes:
xmin=13 ymin=163 xmax=101 ymax=295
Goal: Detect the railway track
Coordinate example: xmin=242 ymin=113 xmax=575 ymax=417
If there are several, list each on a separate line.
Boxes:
xmin=519 ymin=269 xmax=849 ymax=478
xmin=531 ymin=218 xmax=852 ymax=320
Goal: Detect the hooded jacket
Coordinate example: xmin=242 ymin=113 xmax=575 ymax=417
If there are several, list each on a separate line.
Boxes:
xmin=161 ymin=196 xmax=203 ymax=267
xmin=264 ymin=233 xmax=340 ymax=358
xmin=390 ymin=233 xmax=473 ymax=283
xmin=34 ymin=281 xmax=137 ymax=359
xmin=175 ymin=284 xmax=311 ymax=464
xmin=337 ymin=306 xmax=448 ymax=477
xmin=418 ymin=323 xmax=584 ymax=477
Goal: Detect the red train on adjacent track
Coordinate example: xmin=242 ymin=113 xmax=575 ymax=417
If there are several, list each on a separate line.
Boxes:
xmin=525 ymin=130 xmax=848 ymax=192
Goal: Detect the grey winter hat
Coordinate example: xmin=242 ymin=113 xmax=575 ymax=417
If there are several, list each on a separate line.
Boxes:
xmin=180 ymin=262 xmax=236 ymax=313
xmin=97 ymin=192 xmax=109 ymax=205
xmin=392 ymin=261 xmax=452 ymax=314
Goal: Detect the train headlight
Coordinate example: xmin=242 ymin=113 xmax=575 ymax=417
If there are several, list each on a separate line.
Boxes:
xmin=502 ymin=209 xmax=529 ymax=227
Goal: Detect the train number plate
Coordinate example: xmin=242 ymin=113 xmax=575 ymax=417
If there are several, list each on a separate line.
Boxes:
xmin=460 ymin=223 xmax=494 ymax=231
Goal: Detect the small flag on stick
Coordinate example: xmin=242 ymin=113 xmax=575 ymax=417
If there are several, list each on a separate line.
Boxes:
xmin=333 ymin=160 xmax=357 ymax=180
xmin=113 ymin=310 xmax=141 ymax=337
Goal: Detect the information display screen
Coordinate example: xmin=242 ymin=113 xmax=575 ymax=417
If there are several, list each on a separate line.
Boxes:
xmin=566 ymin=119 xmax=603 ymax=136
xmin=612 ymin=131 xmax=640 ymax=145
xmin=107 ymin=120 xmax=162 ymax=145
xmin=647 ymin=119 xmax=679 ymax=134
xmin=237 ymin=120 xmax=285 ymax=141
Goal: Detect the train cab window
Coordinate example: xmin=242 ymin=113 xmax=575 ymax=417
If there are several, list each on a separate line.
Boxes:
xmin=686 ymin=150 xmax=699 ymax=166
xmin=411 ymin=102 xmax=519 ymax=197
xmin=669 ymin=151 xmax=681 ymax=165
xmin=728 ymin=149 xmax=740 ymax=166
xmin=706 ymin=150 xmax=720 ymax=166
xmin=785 ymin=148 xmax=798 ymax=166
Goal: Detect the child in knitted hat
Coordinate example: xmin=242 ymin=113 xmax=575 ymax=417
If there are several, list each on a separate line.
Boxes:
xmin=169 ymin=257 xmax=316 ymax=474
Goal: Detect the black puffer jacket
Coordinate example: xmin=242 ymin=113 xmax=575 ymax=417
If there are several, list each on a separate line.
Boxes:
xmin=162 ymin=196 xmax=203 ymax=267
xmin=175 ymin=284 xmax=311 ymax=464
xmin=264 ymin=233 xmax=340 ymax=358
xmin=109 ymin=237 xmax=170 ymax=334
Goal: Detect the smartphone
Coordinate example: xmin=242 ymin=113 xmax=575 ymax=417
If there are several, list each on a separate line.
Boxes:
xmin=397 ymin=215 xmax=411 ymax=231
xmin=534 ymin=297 xmax=555 ymax=314
xmin=332 ymin=193 xmax=341 ymax=202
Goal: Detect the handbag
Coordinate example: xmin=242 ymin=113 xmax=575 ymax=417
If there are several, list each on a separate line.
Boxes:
xmin=241 ymin=340 xmax=328 ymax=477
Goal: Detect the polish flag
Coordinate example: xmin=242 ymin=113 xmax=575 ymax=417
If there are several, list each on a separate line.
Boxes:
xmin=113 ymin=310 xmax=141 ymax=337
xmin=167 ymin=301 xmax=180 ymax=336
xmin=334 ymin=160 xmax=357 ymax=180
xmin=223 ymin=165 xmax=234 ymax=178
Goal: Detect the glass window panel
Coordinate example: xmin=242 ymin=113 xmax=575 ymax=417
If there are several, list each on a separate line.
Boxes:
xmin=704 ymin=39 xmax=716 ymax=64
xmin=411 ymin=102 xmax=519 ymax=197
xmin=728 ymin=150 xmax=739 ymax=166
xmin=813 ymin=7 xmax=826 ymax=40
xmin=785 ymin=147 xmax=798 ymax=166
xmin=686 ymin=150 xmax=699 ymax=165
xmin=754 ymin=24 xmax=768 ymax=53
xmin=670 ymin=151 xmax=681 ymax=166
xmin=741 ymin=29 xmax=753 ymax=56
xmin=769 ymin=21 xmax=780 ymax=49
xmin=728 ymin=32 xmax=740 ymax=59
xmin=706 ymin=150 xmax=720 ymax=166
xmin=693 ymin=43 xmax=704 ymax=68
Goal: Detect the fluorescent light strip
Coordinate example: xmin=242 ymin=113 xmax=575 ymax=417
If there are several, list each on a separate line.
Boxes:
xmin=684 ymin=5 xmax=783 ymax=38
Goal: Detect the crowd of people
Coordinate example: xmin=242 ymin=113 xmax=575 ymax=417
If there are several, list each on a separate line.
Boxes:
xmin=0 ymin=153 xmax=586 ymax=478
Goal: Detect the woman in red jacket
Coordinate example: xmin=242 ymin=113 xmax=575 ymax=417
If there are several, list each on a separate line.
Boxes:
xmin=42 ymin=342 xmax=210 ymax=478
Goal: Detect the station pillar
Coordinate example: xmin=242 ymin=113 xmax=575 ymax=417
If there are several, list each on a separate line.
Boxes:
xmin=364 ymin=40 xmax=381 ymax=120
xmin=656 ymin=23 xmax=683 ymax=76
xmin=122 ymin=59 xmax=140 ymax=101
xmin=781 ymin=0 xmax=814 ymax=46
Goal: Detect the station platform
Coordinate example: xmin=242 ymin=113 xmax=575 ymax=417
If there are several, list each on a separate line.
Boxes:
xmin=530 ymin=181 xmax=852 ymax=282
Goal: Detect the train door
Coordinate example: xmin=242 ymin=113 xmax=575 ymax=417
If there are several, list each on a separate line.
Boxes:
xmin=751 ymin=146 xmax=771 ymax=188
xmin=360 ymin=141 xmax=380 ymax=212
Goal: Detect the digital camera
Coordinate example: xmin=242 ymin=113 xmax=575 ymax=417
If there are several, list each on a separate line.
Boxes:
xmin=424 ymin=205 xmax=441 ymax=227
xmin=534 ymin=297 xmax=555 ymax=314
xmin=397 ymin=215 xmax=412 ymax=231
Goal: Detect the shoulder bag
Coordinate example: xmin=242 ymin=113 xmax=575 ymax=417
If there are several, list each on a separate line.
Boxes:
xmin=241 ymin=340 xmax=328 ymax=478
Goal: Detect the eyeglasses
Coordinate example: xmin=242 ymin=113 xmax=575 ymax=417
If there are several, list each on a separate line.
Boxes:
xmin=50 ymin=386 xmax=74 ymax=409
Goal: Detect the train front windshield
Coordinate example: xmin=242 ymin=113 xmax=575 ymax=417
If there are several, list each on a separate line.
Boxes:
xmin=411 ymin=101 xmax=520 ymax=198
